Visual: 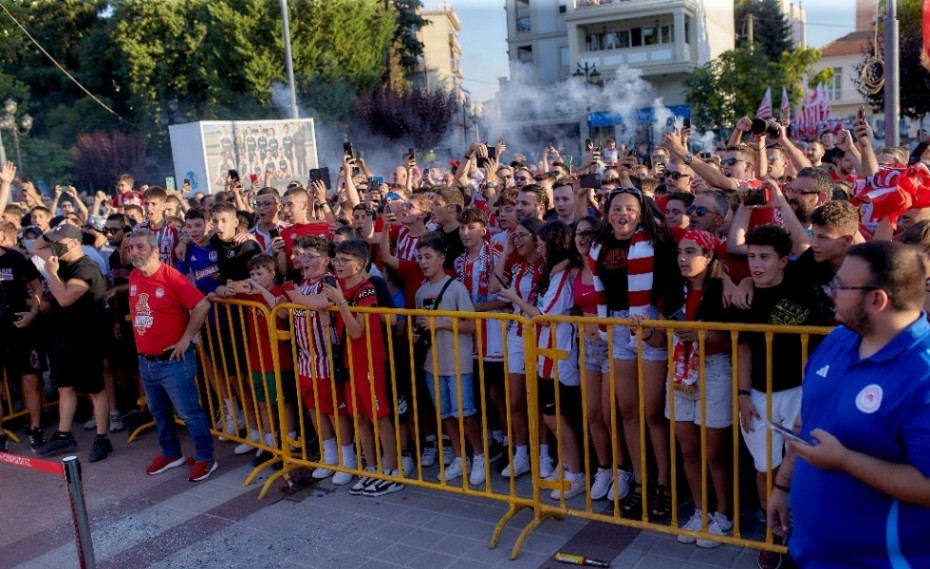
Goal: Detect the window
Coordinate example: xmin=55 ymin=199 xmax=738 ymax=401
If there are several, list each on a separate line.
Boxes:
xmin=631 ymin=27 xmax=642 ymax=46
xmin=685 ymin=16 xmax=690 ymax=43
xmin=643 ymin=26 xmax=658 ymax=45
xmin=517 ymin=17 xmax=531 ymax=32
xmin=617 ymin=29 xmax=630 ymax=48
xmin=828 ymin=67 xmax=843 ymax=101
xmin=517 ymin=45 xmax=533 ymax=64
xmin=660 ymin=24 xmax=673 ymax=43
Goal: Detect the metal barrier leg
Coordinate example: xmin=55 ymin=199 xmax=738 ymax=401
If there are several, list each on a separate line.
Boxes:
xmin=63 ymin=456 xmax=96 ymax=569
xmin=510 ymin=510 xmax=562 ymax=560
xmin=126 ymin=396 xmax=155 ymax=443
xmin=2 ymin=427 xmax=21 ymax=443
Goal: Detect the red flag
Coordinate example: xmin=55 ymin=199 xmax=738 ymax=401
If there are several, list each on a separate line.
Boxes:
xmin=756 ymin=87 xmax=773 ymax=119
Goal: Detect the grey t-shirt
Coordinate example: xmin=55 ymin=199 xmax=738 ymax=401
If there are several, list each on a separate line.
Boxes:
xmin=415 ymin=276 xmax=475 ymax=376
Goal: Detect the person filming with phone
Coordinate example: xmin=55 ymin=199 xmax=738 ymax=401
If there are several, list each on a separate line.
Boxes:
xmin=768 ymin=241 xmax=930 ymax=567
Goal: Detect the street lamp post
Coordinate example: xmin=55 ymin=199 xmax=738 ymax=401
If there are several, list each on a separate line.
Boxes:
xmin=573 ymin=62 xmax=601 ymax=144
xmin=0 ymin=99 xmax=33 ymax=172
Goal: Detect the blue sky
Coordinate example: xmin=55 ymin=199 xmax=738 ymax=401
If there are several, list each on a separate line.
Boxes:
xmin=452 ymin=0 xmax=858 ymax=102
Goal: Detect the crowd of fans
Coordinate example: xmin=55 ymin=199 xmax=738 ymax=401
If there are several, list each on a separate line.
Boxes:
xmin=1 ymin=113 xmax=929 ymax=567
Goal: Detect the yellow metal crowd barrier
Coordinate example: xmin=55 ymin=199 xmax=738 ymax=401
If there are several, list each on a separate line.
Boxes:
xmin=193 ymin=297 xmax=832 ymax=558
xmin=1 ymin=370 xmax=55 ymax=443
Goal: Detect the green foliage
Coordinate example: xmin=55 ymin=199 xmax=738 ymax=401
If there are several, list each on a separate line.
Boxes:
xmin=392 ymin=0 xmax=427 ymax=76
xmin=735 ymin=0 xmax=793 ymax=62
xmin=685 ymin=46 xmax=831 ymax=128
xmin=6 ymin=137 xmax=74 ymax=184
xmin=857 ymin=0 xmax=930 ymax=119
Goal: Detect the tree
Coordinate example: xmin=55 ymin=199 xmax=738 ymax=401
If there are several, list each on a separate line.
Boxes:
xmin=352 ymin=86 xmax=459 ymax=150
xmin=388 ymin=0 xmax=428 ymax=88
xmin=735 ymin=0 xmax=792 ymax=62
xmin=857 ymin=0 xmax=930 ymax=119
xmin=71 ymin=131 xmax=151 ymax=192
xmin=684 ymin=46 xmax=832 ymax=128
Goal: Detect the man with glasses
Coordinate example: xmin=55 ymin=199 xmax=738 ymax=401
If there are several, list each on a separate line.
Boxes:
xmin=665 ymin=157 xmax=694 ymax=193
xmin=768 ymin=241 xmax=930 ymax=568
xmin=496 ymin=166 xmax=515 ymax=188
xmin=248 ymin=187 xmax=283 ymax=256
xmin=278 ymin=186 xmax=332 ymax=276
xmin=785 ymin=167 xmax=830 ymax=233
xmin=513 ymin=167 xmax=532 ymax=189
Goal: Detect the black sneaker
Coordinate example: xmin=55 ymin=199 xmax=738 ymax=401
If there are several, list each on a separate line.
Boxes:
xmin=88 ymin=435 xmax=112 ymax=463
xmin=362 ymin=473 xmax=404 ymax=497
xmin=0 ymin=434 xmax=7 ymax=453
xmin=38 ymin=431 xmax=76 ymax=455
xmin=28 ymin=427 xmax=44 ymax=453
xmin=621 ymin=482 xmax=643 ymax=519
xmin=487 ymin=440 xmax=504 ymax=463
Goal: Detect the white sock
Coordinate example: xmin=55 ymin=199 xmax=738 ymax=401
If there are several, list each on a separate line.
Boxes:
xmin=250 ymin=428 xmax=260 ymax=442
xmin=540 ymin=444 xmax=550 ymax=458
xmin=341 ymin=444 xmax=356 ymax=465
xmin=322 ymin=437 xmax=338 ymax=458
xmin=491 ymin=430 xmax=504 ymax=444
xmin=263 ymin=432 xmax=276 ymax=446
xmin=515 ymin=445 xmax=528 ymax=459
xmin=425 ymin=434 xmax=437 ymax=444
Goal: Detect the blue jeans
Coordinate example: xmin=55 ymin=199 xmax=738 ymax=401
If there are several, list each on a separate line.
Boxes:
xmin=138 ymin=347 xmax=214 ymax=462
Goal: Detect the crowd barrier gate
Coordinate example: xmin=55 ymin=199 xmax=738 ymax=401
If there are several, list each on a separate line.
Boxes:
xmin=193 ymin=298 xmax=832 ymax=558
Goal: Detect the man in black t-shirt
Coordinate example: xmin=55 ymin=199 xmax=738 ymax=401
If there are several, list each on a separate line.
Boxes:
xmin=30 ymin=224 xmax=113 ymax=462
xmin=0 ymin=221 xmax=45 ymax=452
xmin=734 ymin=225 xmax=832 ymax=554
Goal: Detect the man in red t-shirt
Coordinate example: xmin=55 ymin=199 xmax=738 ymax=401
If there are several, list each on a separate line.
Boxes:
xmin=278 ymin=185 xmax=333 ymax=276
xmin=127 ymin=228 xmax=216 ymax=482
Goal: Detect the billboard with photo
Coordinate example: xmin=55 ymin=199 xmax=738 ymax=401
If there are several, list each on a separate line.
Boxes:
xmin=169 ymin=118 xmax=318 ymax=194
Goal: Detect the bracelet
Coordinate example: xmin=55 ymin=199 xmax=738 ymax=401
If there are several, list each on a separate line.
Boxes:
xmin=773 ymin=482 xmax=791 ymax=493
xmin=738 ymin=389 xmax=752 ymax=397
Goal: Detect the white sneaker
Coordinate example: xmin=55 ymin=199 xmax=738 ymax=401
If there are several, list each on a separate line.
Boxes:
xmin=349 ymin=466 xmax=377 ymax=495
xmin=539 ymin=455 xmax=555 ymax=479
xmin=696 ymin=512 xmax=733 ymax=548
xmin=677 ymin=508 xmax=704 ymax=544
xmin=401 ymin=453 xmax=414 ymax=478
xmin=501 ymin=455 xmax=530 ymax=478
xmin=332 ymin=451 xmax=357 ymax=486
xmin=421 ymin=444 xmax=438 ymax=467
xmin=108 ymin=412 xmax=125 ymax=433
xmin=590 ymin=467 xmax=612 ymax=500
xmin=442 ymin=443 xmax=454 ymax=466
xmin=83 ymin=418 xmax=97 ymax=431
xmin=439 ymin=456 xmax=468 ymax=482
xmin=609 ymin=469 xmax=633 ymax=500
xmin=550 ymin=473 xmax=586 ymax=500
xmin=234 ymin=433 xmax=260 ymax=455
xmin=312 ymin=455 xmax=337 ymax=479
xmin=469 ymin=454 xmax=487 ymax=486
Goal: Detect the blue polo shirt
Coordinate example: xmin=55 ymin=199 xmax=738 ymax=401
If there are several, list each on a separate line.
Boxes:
xmin=790 ymin=316 xmax=930 ymax=568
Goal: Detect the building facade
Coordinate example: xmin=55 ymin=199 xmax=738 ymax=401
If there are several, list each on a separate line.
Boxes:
xmin=502 ymin=0 xmax=735 ymax=148
xmin=415 ymin=2 xmax=465 ymax=99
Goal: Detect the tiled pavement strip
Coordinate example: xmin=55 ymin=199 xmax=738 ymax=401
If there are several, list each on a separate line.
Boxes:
xmin=1 ymin=427 xmax=762 ymax=569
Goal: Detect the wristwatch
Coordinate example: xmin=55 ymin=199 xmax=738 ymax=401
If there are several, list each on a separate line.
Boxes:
xmin=683 ymin=153 xmax=694 ymax=166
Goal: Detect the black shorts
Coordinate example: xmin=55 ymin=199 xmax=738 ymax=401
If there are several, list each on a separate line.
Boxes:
xmin=473 ymin=359 xmax=505 ymax=388
xmin=0 ymin=323 xmax=44 ymax=378
xmin=50 ymin=340 xmax=104 ymax=394
xmin=538 ymin=380 xmax=582 ymax=422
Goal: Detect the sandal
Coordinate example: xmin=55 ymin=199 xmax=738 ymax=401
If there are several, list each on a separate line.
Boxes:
xmin=650 ymin=484 xmax=671 ymax=520
xmin=621 ymin=482 xmax=643 ymax=519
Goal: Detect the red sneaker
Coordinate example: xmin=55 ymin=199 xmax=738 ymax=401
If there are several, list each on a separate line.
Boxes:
xmin=189 ymin=460 xmax=218 ymax=482
xmin=146 ymin=455 xmax=186 ymax=475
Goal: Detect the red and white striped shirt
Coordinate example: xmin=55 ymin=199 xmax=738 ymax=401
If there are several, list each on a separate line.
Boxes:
xmin=293 ymin=277 xmax=336 ymax=380
xmin=455 ymin=242 xmax=503 ymax=361
xmin=506 ymin=257 xmax=544 ymax=336
xmin=535 ymin=269 xmax=579 ymax=386
xmin=391 ymin=225 xmax=426 ymax=262
xmin=138 ymin=219 xmax=179 ymax=264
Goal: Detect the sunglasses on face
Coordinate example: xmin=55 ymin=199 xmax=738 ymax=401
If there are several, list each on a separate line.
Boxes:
xmin=721 ymin=157 xmax=749 ymax=167
xmin=667 ymin=171 xmax=691 ymax=180
xmin=103 ymin=227 xmax=127 ymax=235
xmin=686 ymin=206 xmax=715 ymax=217
xmin=514 ymin=176 xmax=528 ymax=182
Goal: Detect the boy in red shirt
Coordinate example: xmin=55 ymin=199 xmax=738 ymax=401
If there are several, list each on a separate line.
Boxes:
xmin=322 ymin=239 xmax=402 ymax=497
xmin=236 ymin=254 xmax=296 ymax=466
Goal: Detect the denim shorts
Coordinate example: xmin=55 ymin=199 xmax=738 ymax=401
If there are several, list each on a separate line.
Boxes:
xmin=608 ymin=308 xmax=668 ymax=362
xmin=582 ymin=336 xmax=610 ymax=374
xmin=424 ymin=372 xmax=477 ymax=420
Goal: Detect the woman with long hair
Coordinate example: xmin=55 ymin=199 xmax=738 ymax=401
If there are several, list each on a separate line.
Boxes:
xmin=665 ymin=229 xmax=734 ymax=547
xmin=589 ymin=187 xmax=676 ymax=519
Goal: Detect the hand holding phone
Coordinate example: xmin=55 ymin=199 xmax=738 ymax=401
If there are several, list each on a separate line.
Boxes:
xmin=767 ymin=421 xmax=812 ymax=446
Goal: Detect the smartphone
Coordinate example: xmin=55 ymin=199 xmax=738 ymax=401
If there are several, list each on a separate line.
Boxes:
xmin=743 ymin=186 xmax=773 ymax=206
xmin=228 ymin=169 xmax=240 ymax=182
xmin=683 ymin=117 xmax=691 ymax=129
xmin=580 ymin=173 xmax=601 ymax=189
xmin=767 ymin=421 xmax=812 ymax=446
xmin=408 ymin=147 xmax=416 ymax=162
xmin=323 ymin=274 xmax=338 ymax=288
xmin=368 ymin=176 xmax=384 ymax=188
xmin=477 ymin=143 xmax=496 ymax=168
xmin=269 ymin=227 xmax=280 ymax=239
xmin=310 ymin=167 xmax=332 ymax=190
xmin=165 ymin=176 xmax=176 ymax=190
xmin=249 ymin=173 xmax=259 ymax=187
xmin=343 ymin=141 xmax=354 ymax=159
xmin=857 ymin=105 xmax=865 ymax=121
xmin=585 ymin=138 xmax=594 ymax=151
xmin=183 ymin=178 xmax=191 ymax=186
xmin=666 ymin=117 xmax=675 ymax=132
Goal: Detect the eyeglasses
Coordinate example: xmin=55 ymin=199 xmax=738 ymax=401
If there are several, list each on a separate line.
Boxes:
xmin=300 ymin=253 xmax=323 ymax=262
xmin=332 ymin=256 xmax=359 ymax=265
xmin=721 ymin=157 xmax=749 ymax=167
xmin=767 ymin=155 xmax=781 ymax=162
xmin=686 ymin=206 xmax=716 ymax=217
xmin=667 ymin=172 xmax=691 ymax=180
xmin=828 ymin=277 xmax=878 ymax=294
xmin=103 ymin=227 xmax=126 ymax=235
xmin=514 ymin=176 xmax=528 ymax=182
xmin=511 ymin=232 xmax=534 ymax=241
